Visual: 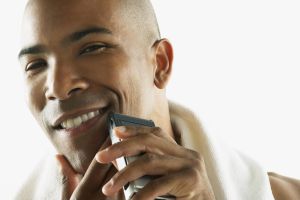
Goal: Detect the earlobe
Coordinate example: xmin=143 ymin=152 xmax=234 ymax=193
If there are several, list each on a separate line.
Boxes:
xmin=153 ymin=39 xmax=173 ymax=89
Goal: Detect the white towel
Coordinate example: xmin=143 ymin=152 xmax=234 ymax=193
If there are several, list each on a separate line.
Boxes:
xmin=169 ymin=101 xmax=275 ymax=200
xmin=15 ymin=101 xmax=275 ymax=200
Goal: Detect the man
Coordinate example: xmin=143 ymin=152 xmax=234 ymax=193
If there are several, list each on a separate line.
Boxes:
xmin=16 ymin=0 xmax=300 ymax=199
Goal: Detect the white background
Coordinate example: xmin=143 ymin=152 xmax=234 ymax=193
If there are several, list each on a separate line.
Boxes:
xmin=1 ymin=0 xmax=300 ymax=199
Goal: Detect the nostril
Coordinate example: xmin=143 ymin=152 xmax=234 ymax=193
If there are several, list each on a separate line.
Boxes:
xmin=49 ymin=96 xmax=56 ymax=100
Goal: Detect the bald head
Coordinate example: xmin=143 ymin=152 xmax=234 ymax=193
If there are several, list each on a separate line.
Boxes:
xmin=120 ymin=0 xmax=161 ymax=41
xmin=20 ymin=0 xmax=173 ymax=174
xmin=24 ymin=0 xmax=161 ymax=46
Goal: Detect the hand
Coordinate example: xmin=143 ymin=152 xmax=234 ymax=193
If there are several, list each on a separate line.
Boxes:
xmin=96 ymin=126 xmax=216 ymax=200
xmin=56 ymin=137 xmax=117 ymax=200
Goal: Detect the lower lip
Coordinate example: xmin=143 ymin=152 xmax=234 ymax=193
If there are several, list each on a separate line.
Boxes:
xmin=58 ymin=110 xmax=109 ymax=137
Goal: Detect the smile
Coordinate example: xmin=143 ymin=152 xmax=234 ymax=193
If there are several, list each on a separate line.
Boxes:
xmin=54 ymin=105 xmax=110 ymax=131
xmin=61 ymin=110 xmax=101 ymax=129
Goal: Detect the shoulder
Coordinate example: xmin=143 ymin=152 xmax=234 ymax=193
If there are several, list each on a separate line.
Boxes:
xmin=268 ymin=172 xmax=300 ymax=200
xmin=14 ymin=155 xmax=60 ymax=200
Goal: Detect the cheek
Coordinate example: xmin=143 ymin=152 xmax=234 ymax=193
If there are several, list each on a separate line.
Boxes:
xmin=25 ymin=78 xmax=46 ymax=121
xmin=80 ymin=54 xmax=138 ymax=91
xmin=78 ymin=54 xmax=154 ymax=115
xmin=110 ymin=63 xmax=154 ymax=116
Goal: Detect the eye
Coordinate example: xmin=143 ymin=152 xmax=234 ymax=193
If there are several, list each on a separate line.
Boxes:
xmin=79 ymin=44 xmax=107 ymax=55
xmin=25 ymin=59 xmax=47 ymax=72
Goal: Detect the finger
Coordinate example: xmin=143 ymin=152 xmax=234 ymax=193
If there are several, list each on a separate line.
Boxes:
xmin=114 ymin=126 xmax=176 ymax=143
xmin=70 ymin=159 xmax=114 ymax=199
xmin=132 ymin=169 xmax=199 ymax=200
xmin=96 ymin=133 xmax=192 ymax=163
xmin=74 ymin=159 xmax=112 ymax=191
xmin=70 ymin=136 xmax=116 ymax=198
xmin=55 ymin=154 xmax=81 ymax=200
xmin=133 ymin=166 xmax=214 ymax=200
xmin=102 ymin=153 xmax=192 ymax=196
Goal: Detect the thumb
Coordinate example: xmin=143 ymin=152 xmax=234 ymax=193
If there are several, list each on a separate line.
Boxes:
xmin=55 ymin=154 xmax=81 ymax=200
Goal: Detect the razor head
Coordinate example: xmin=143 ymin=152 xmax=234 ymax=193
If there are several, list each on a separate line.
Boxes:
xmin=108 ymin=112 xmax=155 ymax=129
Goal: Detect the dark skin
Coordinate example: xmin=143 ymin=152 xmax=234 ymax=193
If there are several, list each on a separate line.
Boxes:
xmin=19 ymin=0 xmax=215 ymax=199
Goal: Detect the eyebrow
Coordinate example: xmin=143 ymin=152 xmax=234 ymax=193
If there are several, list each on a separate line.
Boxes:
xmin=18 ymin=26 xmax=113 ymax=59
xmin=18 ymin=45 xmax=48 ymax=59
xmin=63 ymin=26 xmax=113 ymax=44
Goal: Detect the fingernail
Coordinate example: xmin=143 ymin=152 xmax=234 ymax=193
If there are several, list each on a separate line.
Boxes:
xmin=95 ymin=152 xmax=102 ymax=163
xmin=95 ymin=149 xmax=110 ymax=163
xmin=102 ymin=181 xmax=113 ymax=193
xmin=114 ymin=126 xmax=126 ymax=133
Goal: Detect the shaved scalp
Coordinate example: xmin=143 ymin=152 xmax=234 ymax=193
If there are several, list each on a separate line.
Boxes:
xmin=25 ymin=0 xmax=161 ymax=44
xmin=120 ymin=0 xmax=161 ymax=41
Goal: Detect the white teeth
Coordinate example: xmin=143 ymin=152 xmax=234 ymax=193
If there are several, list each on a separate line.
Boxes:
xmin=88 ymin=112 xmax=95 ymax=118
xmin=73 ymin=116 xmax=82 ymax=127
xmin=60 ymin=110 xmax=101 ymax=129
xmin=62 ymin=121 xmax=67 ymax=128
xmin=66 ymin=119 xmax=75 ymax=129
xmin=82 ymin=114 xmax=88 ymax=122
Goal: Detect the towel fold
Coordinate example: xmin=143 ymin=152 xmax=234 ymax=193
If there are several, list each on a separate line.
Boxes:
xmin=169 ymin=101 xmax=275 ymax=200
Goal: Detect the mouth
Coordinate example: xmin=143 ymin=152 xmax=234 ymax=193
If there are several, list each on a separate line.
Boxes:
xmin=53 ymin=106 xmax=110 ymax=134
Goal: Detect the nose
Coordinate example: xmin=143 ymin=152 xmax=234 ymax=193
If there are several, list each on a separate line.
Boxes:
xmin=45 ymin=60 xmax=90 ymax=101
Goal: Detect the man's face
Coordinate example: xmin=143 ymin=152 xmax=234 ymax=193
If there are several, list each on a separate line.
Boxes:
xmin=19 ymin=0 xmax=158 ymax=172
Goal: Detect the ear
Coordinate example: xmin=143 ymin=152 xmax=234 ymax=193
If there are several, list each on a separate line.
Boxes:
xmin=153 ymin=39 xmax=173 ymax=89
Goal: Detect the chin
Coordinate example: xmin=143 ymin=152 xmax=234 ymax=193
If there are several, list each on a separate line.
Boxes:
xmin=70 ymin=150 xmax=94 ymax=174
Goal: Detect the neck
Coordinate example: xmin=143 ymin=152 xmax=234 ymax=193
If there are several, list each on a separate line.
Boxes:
xmin=151 ymin=98 xmax=175 ymax=140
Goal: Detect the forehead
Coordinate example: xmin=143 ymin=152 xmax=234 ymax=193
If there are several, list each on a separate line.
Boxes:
xmin=21 ymin=0 xmax=126 ymax=46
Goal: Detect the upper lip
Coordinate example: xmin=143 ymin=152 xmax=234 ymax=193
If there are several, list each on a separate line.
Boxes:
xmin=52 ymin=106 xmax=108 ymax=128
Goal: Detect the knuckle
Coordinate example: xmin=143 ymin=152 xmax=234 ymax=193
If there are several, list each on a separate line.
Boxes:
xmin=143 ymin=153 xmax=157 ymax=164
xmin=153 ymin=126 xmax=162 ymax=133
xmin=188 ymin=149 xmax=203 ymax=161
xmin=190 ymin=156 xmax=204 ymax=172
xmin=185 ymin=167 xmax=202 ymax=184
xmin=152 ymin=126 xmax=163 ymax=136
xmin=110 ymin=143 xmax=127 ymax=157
xmin=190 ymin=165 xmax=201 ymax=177
xmin=185 ymin=154 xmax=204 ymax=177
xmin=141 ymin=133 xmax=155 ymax=144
